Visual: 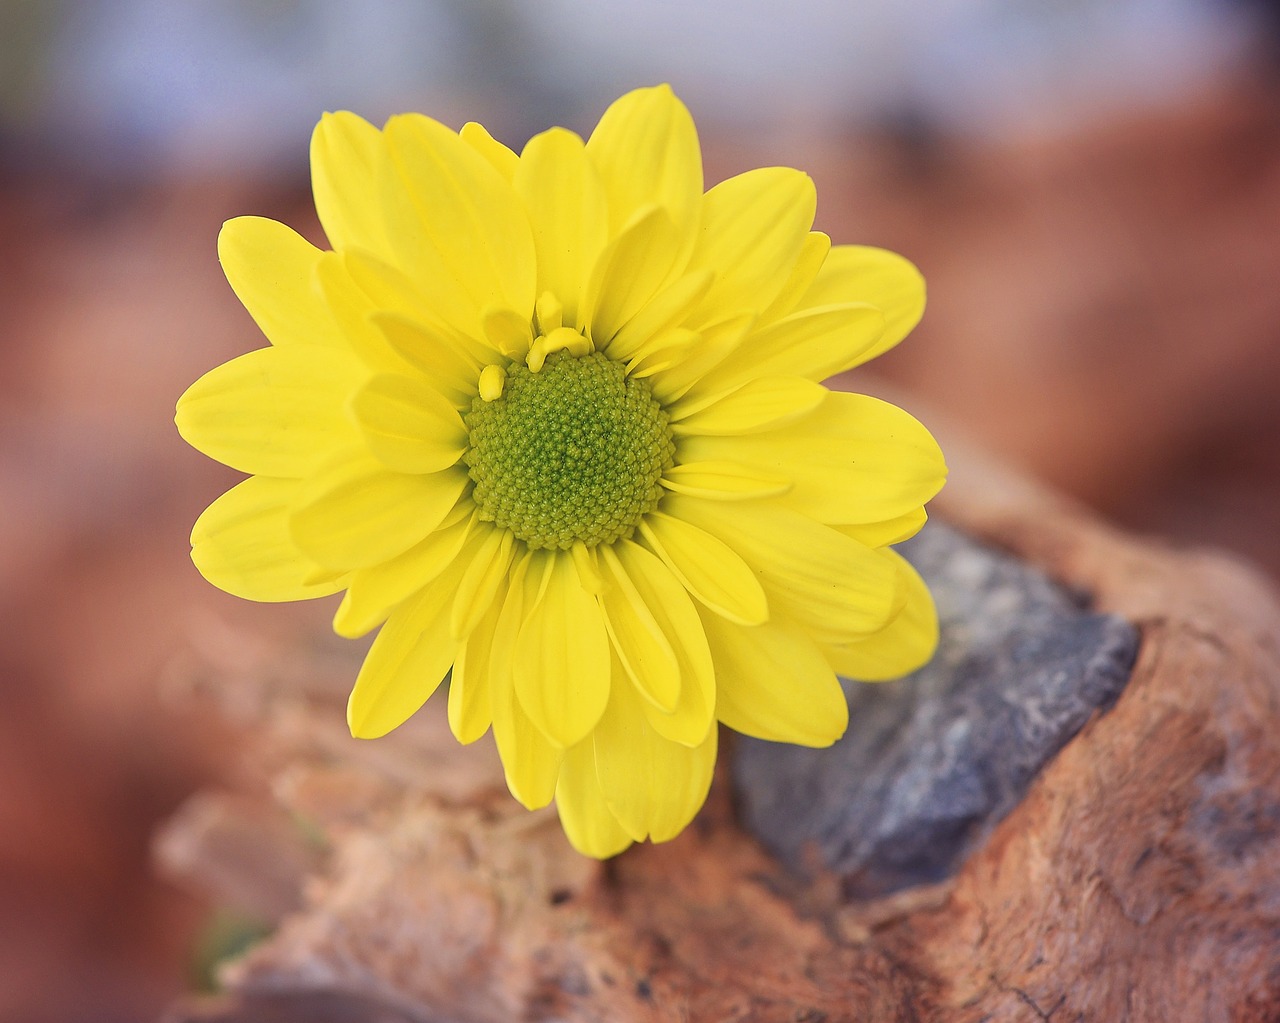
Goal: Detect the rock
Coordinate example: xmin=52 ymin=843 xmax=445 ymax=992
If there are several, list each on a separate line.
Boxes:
xmin=157 ymin=433 xmax=1280 ymax=1022
xmin=734 ymin=521 xmax=1140 ymax=896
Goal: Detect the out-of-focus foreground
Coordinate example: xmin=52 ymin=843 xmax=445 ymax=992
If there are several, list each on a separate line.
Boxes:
xmin=1 ymin=3 xmax=1278 ymax=1020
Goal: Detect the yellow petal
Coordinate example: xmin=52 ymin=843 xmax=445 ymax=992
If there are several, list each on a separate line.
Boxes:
xmin=585 ymin=84 xmax=702 ymax=255
xmin=702 ymin=611 xmax=848 ymax=747
xmin=346 ymin=560 xmax=464 ymax=738
xmin=613 ymin=540 xmax=716 ymax=747
xmin=836 ymin=507 xmax=929 ymax=549
xmin=290 ymin=455 xmax=467 ymax=570
xmin=514 ymin=551 xmax=612 ymax=748
xmin=824 ymin=552 xmax=938 ymax=681
xmin=369 ymin=312 xmax=482 ymax=408
xmin=190 ymin=476 xmax=347 ymax=602
xmin=514 ymin=127 xmax=608 ymax=328
xmin=579 ymin=205 xmax=681 ymax=343
xmin=679 ymin=390 xmax=946 ymax=526
xmin=646 ymin=310 xmax=755 ymax=406
xmin=685 ymin=303 xmax=884 ymax=404
xmin=668 ymin=496 xmax=902 ymax=645
xmin=491 ymin=554 xmax=563 ymax=809
xmin=460 ymin=120 xmax=518 ymax=182
xmin=597 ymin=544 xmax=680 ymax=713
xmin=310 ymin=111 xmax=392 ymax=257
xmin=683 ymin=167 xmax=816 ymax=325
xmin=312 ymin=250 xmax=424 ymax=373
xmin=348 ymin=372 xmax=468 ymax=474
xmin=593 ymin=675 xmax=718 ymax=843
xmin=555 ymin=740 xmax=634 ymax=858
xmin=381 ymin=113 xmax=535 ymax=338
xmin=796 ymin=244 xmax=925 ymax=367
xmin=450 ymin=525 xmax=516 ymax=639
xmin=218 ymin=217 xmax=345 ymax=350
xmin=670 ymin=376 xmax=826 ymax=433
xmin=333 ymin=507 xmax=472 ymax=638
xmin=758 ymin=231 xmax=831 ymax=325
xmin=449 ymin=586 xmax=501 ymax=744
xmin=659 ymin=461 xmax=790 ymax=501
xmin=605 ymin=268 xmax=713 ymax=362
xmin=481 ymin=305 xmax=532 ymax=359
xmin=175 ymin=346 xmax=365 ymax=477
xmin=638 ymin=511 xmax=767 ymax=626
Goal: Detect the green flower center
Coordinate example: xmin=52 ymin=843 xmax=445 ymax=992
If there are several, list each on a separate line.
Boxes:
xmin=463 ymin=349 xmax=675 ymax=550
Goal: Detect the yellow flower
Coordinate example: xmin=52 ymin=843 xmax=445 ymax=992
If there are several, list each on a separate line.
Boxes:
xmin=176 ymin=85 xmax=946 ymax=858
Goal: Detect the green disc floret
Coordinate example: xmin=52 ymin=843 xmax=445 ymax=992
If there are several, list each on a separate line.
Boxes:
xmin=464 ymin=350 xmax=675 ymax=550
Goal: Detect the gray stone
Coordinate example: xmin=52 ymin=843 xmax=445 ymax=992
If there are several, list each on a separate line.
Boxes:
xmin=732 ymin=520 xmax=1140 ymax=897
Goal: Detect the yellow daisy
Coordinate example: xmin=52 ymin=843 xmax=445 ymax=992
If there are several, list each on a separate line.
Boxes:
xmin=176 ymin=85 xmax=946 ymax=858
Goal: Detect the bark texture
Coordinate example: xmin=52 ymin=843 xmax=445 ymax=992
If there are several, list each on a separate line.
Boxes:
xmin=159 ymin=436 xmax=1280 ymax=1022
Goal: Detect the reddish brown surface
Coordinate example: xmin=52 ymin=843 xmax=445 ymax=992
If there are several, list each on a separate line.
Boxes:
xmin=1 ymin=73 xmax=1279 ymax=1021
xmin=157 ymin=436 xmax=1280 ymax=1022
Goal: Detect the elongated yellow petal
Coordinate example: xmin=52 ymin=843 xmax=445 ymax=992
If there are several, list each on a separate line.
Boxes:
xmin=190 ymin=476 xmax=347 ymax=602
xmin=685 ymin=303 xmax=883 ymax=405
xmin=680 ymin=390 xmax=946 ymax=526
xmin=836 ymin=507 xmax=929 ymax=549
xmin=796 ymin=244 xmax=925 ymax=367
xmin=310 ymin=111 xmax=392 ymax=257
xmin=613 ymin=540 xmax=715 ymax=746
xmin=586 ymin=84 xmax=702 ymax=253
xmin=597 ymin=544 xmax=680 ymax=712
xmin=555 ymin=740 xmax=634 ymax=858
xmin=176 ymin=346 xmax=365 ymax=477
xmin=593 ymin=675 xmax=717 ymax=843
xmin=450 ymin=525 xmax=516 ymax=639
xmin=824 ymin=552 xmax=938 ymax=681
xmin=449 ymin=586 xmax=501 ymax=744
xmin=333 ymin=507 xmax=472 ymax=638
xmin=491 ymin=554 xmax=562 ymax=809
xmin=381 ymin=113 xmax=535 ymax=337
xmin=606 ymin=268 xmax=713 ymax=362
xmin=290 ymin=456 xmax=467 ymax=570
xmin=514 ymin=551 xmax=611 ymax=748
xmin=659 ymin=461 xmax=790 ymax=501
xmin=758 ymin=231 xmax=831 ymax=325
xmin=346 ymin=561 xmax=465 ymax=738
xmin=669 ymin=496 xmax=902 ymax=645
xmin=638 ymin=511 xmax=767 ymax=626
xmin=579 ymin=205 xmax=681 ymax=343
xmin=702 ymin=611 xmax=849 ymax=746
xmin=669 ymin=376 xmax=826 ymax=432
xmin=217 ymin=217 xmax=353 ymax=353
xmin=348 ymin=372 xmax=468 ymax=474
xmin=646 ymin=310 xmax=755 ymax=406
xmin=368 ymin=312 xmax=482 ymax=408
xmin=515 ymin=128 xmax=608 ymax=328
xmin=460 ymin=120 xmax=518 ymax=182
xmin=683 ymin=167 xmax=816 ymax=325
xmin=312 ymin=250 xmax=422 ymax=373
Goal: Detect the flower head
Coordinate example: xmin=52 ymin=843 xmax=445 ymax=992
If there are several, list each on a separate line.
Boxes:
xmin=176 ymin=85 xmax=946 ymax=857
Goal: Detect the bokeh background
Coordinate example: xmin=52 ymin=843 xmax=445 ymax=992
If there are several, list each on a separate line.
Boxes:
xmin=2 ymin=1 xmax=1278 ymax=1019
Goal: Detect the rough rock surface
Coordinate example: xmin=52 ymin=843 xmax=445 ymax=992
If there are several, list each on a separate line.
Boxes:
xmin=158 ymin=434 xmax=1280 ymax=1022
xmin=735 ymin=521 xmax=1139 ymax=896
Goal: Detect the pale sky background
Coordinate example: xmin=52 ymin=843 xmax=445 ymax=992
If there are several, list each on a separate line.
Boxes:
xmin=1 ymin=0 xmax=1258 ymax=176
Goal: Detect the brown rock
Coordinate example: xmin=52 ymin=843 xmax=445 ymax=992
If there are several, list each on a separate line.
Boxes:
xmin=159 ymin=431 xmax=1280 ymax=1022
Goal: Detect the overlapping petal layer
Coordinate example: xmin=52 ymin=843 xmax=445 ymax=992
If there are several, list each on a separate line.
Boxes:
xmin=178 ymin=84 xmax=945 ymax=860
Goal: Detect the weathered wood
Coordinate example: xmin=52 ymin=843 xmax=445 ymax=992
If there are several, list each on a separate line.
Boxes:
xmin=159 ymin=432 xmax=1280 ymax=1022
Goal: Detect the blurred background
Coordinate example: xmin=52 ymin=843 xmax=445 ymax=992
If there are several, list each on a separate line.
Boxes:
xmin=1 ymin=1 xmax=1278 ymax=1019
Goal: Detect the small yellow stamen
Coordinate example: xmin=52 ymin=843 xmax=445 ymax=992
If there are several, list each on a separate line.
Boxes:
xmin=528 ymin=326 xmax=592 ymax=372
xmin=478 ymin=364 xmax=506 ymax=401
